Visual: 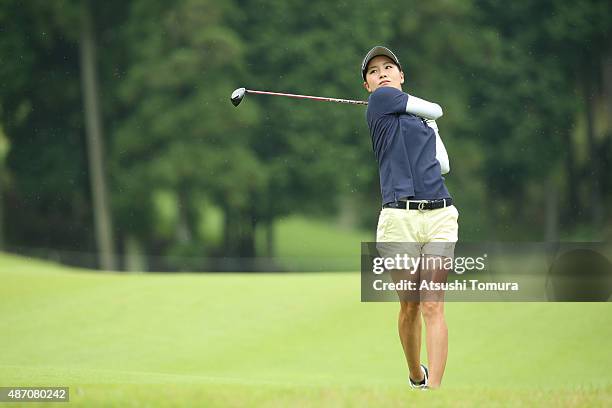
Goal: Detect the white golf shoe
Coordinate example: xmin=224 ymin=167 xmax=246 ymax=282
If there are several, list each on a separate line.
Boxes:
xmin=409 ymin=364 xmax=429 ymax=389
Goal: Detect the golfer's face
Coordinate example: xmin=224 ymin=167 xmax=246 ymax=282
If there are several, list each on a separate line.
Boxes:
xmin=364 ymin=55 xmax=404 ymax=93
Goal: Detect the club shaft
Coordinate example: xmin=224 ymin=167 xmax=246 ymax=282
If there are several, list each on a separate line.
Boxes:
xmin=245 ymin=89 xmax=368 ymax=105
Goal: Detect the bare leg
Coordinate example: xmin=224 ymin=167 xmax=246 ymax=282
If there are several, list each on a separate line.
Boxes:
xmin=420 ymin=256 xmax=449 ymax=388
xmin=391 ymin=268 xmax=424 ymax=382
xmin=421 ymin=301 xmax=447 ymax=388
xmin=398 ymin=301 xmax=424 ymax=382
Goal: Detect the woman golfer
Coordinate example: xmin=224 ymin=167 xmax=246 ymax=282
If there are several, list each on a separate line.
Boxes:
xmin=362 ymin=46 xmax=459 ymax=389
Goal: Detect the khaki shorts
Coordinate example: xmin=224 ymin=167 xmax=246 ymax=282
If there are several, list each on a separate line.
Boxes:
xmin=376 ymin=204 xmax=459 ymax=260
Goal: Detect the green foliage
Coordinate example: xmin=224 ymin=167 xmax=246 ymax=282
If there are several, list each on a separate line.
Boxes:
xmin=110 ymin=0 xmax=262 ymax=255
xmin=0 ymin=0 xmax=95 ymax=250
xmin=0 ymin=0 xmax=611 ymax=267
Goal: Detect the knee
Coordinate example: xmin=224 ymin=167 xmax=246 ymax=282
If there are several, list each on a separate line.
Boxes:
xmin=399 ymin=301 xmax=421 ymax=319
xmin=420 ymin=301 xmax=444 ymax=321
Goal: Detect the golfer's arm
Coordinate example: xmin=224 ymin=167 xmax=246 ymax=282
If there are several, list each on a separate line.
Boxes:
xmin=426 ymin=119 xmax=450 ymax=174
xmin=406 ymin=94 xmax=443 ymax=120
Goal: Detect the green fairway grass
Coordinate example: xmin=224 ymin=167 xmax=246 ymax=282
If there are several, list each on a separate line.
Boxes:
xmin=269 ymin=215 xmax=373 ymax=270
xmin=1 ymin=252 xmax=611 ymax=407
xmin=273 ymin=215 xmax=373 ymax=258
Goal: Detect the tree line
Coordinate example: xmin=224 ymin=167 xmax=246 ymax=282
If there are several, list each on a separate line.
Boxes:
xmin=0 ymin=0 xmax=610 ymax=270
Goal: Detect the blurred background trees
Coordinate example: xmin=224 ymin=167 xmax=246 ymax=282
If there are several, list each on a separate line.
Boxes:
xmin=0 ymin=0 xmax=610 ymax=271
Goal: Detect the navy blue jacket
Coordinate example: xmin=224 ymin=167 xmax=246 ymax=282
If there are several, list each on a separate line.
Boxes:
xmin=366 ymin=87 xmax=451 ymax=205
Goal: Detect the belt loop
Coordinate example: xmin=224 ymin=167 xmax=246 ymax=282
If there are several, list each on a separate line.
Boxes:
xmin=444 ymin=199 xmax=447 ymax=208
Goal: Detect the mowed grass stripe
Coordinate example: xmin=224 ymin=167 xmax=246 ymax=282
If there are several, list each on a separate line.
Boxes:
xmin=1 ymin=253 xmax=611 ymax=406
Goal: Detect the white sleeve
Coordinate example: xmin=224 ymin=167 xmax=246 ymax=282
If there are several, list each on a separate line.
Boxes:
xmin=426 ymin=119 xmax=450 ymax=174
xmin=405 ymin=94 xmax=443 ymax=120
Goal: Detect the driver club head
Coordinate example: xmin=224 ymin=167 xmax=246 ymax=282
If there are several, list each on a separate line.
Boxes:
xmin=231 ymin=87 xmax=246 ymax=107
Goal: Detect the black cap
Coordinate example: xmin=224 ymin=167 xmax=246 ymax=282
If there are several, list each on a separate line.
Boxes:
xmin=361 ymin=46 xmax=402 ymax=80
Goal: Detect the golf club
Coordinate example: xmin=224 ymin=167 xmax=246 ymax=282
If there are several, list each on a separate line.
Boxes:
xmin=231 ymin=87 xmax=368 ymax=107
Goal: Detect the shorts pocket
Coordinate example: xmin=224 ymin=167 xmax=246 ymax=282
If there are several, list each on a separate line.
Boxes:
xmin=451 ymin=205 xmax=459 ymax=219
xmin=376 ymin=210 xmax=392 ymax=241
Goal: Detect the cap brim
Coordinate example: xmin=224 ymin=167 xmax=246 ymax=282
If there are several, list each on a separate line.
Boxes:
xmin=361 ymin=46 xmax=401 ymax=79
